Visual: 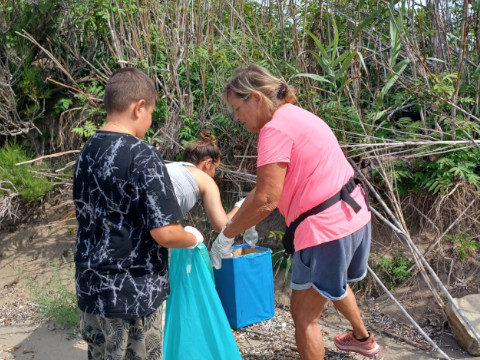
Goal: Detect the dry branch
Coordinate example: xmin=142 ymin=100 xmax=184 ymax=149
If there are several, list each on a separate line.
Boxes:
xmin=342 ymin=140 xmax=480 ymax=149
xmin=47 ymin=78 xmax=100 ymax=107
xmin=416 ymin=199 xmax=476 ymax=265
xmin=15 ymin=150 xmax=81 ymax=166
xmin=220 ymin=168 xmax=257 ymax=185
xmin=0 ymin=181 xmax=19 ymax=223
xmin=15 ymin=31 xmax=74 ymax=84
xmin=15 ymin=30 xmax=98 ymax=109
xmin=367 ymin=266 xmax=451 ymax=359
xmin=351 ymin=161 xmax=480 ymax=346
xmin=0 ymin=61 xmax=42 ymax=136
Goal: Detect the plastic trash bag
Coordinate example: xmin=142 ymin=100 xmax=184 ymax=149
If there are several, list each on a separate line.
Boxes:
xmin=163 ymin=244 xmax=242 ymax=360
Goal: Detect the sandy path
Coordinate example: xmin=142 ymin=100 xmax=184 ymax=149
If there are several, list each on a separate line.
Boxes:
xmin=0 ymin=211 xmax=474 ymax=359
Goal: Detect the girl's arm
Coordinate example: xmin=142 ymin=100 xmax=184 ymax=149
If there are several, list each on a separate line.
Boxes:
xmin=189 ymin=167 xmax=230 ymax=232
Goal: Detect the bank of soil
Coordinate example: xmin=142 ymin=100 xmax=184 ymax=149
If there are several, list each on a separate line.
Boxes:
xmin=0 ymin=193 xmax=477 ymax=359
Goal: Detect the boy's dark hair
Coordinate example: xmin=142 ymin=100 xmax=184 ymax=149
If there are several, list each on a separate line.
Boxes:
xmin=104 ymin=67 xmax=157 ymax=113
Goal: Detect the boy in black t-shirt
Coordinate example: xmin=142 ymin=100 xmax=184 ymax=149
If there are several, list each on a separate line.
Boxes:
xmin=73 ymin=67 xmax=203 ymax=359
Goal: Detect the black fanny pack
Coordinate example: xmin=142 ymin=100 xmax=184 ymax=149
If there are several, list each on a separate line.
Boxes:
xmin=282 ymin=177 xmax=368 ymax=256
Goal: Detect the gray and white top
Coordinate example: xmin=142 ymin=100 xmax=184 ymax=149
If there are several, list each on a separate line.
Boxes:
xmin=165 ymin=161 xmax=200 ymax=215
xmin=73 ymin=131 xmax=182 ymax=319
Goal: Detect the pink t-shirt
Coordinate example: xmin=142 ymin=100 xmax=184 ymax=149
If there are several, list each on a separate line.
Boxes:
xmin=257 ymin=104 xmax=371 ymax=251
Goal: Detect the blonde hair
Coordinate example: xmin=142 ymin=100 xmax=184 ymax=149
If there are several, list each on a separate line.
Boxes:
xmin=183 ymin=130 xmax=221 ymax=165
xmin=222 ymin=64 xmax=296 ymax=113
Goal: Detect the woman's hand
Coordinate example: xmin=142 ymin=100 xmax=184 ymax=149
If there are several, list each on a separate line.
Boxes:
xmin=210 ymin=226 xmax=235 ymax=269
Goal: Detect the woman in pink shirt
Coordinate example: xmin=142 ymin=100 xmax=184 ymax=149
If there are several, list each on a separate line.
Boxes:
xmin=210 ymin=64 xmax=380 ymax=359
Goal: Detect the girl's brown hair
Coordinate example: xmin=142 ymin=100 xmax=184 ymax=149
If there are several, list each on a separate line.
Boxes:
xmin=183 ymin=130 xmax=221 ymax=165
xmin=222 ymin=64 xmax=296 ymax=113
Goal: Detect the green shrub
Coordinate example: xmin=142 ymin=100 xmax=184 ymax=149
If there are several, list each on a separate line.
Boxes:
xmin=0 ymin=142 xmax=52 ymax=202
xmin=372 ymin=146 xmax=480 ymax=196
xmin=413 ymin=147 xmax=480 ymax=195
xmin=376 ymin=254 xmax=412 ymax=289
xmin=269 ymin=230 xmax=292 ymax=285
xmin=72 ymin=120 xmax=98 ymax=139
xmin=23 ymin=251 xmax=79 ymax=332
xmin=446 ymin=231 xmax=480 ymax=260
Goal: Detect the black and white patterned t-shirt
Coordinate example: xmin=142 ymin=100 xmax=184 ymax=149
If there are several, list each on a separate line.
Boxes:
xmin=73 ymin=130 xmax=183 ymax=319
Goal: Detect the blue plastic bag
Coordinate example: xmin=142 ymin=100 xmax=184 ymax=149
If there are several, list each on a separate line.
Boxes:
xmin=163 ymin=244 xmax=242 ymax=360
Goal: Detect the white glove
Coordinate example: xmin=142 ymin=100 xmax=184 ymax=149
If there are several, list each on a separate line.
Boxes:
xmin=184 ymin=226 xmax=204 ymax=249
xmin=210 ymin=227 xmax=235 ymax=270
xmin=234 ymin=197 xmax=246 ymax=208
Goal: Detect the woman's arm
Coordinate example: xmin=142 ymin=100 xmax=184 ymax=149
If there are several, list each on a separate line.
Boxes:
xmin=223 ymin=162 xmax=287 ymax=238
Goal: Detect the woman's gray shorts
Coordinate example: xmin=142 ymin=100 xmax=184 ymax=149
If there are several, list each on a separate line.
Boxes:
xmin=291 ymin=221 xmax=371 ymax=300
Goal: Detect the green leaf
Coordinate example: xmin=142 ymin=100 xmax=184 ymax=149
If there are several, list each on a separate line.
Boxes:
xmin=309 ymin=51 xmax=334 ymax=76
xmin=332 ymin=18 xmax=339 ymax=64
xmin=54 ymin=98 xmax=73 ymax=115
xmin=426 ymin=57 xmax=446 ymax=64
xmin=305 ymin=30 xmax=329 ymax=62
xmin=375 ymin=91 xmax=384 ymax=108
xmin=382 ymin=58 xmax=410 ymax=94
xmin=356 ymin=51 xmax=369 ymax=75
xmin=372 ymin=110 xmax=388 ymax=122
xmin=332 ymin=51 xmax=350 ymax=68
xmin=355 ymin=9 xmax=382 ymax=37
xmin=291 ymin=73 xmax=333 ymax=84
xmin=334 ymin=52 xmax=357 ymax=81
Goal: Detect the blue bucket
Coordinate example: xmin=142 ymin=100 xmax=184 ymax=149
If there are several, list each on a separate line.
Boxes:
xmin=213 ymin=244 xmax=275 ymax=329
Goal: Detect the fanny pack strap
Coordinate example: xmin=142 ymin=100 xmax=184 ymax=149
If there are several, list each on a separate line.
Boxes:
xmin=282 ymin=177 xmax=368 ymax=256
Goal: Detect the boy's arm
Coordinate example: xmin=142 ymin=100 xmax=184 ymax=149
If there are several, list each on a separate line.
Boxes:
xmin=150 ymin=223 xmax=201 ymax=248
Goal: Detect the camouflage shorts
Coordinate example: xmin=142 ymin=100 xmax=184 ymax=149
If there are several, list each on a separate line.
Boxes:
xmin=80 ymin=305 xmax=164 ymax=360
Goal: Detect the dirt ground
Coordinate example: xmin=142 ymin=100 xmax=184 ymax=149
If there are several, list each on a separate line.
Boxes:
xmin=0 ymin=194 xmax=478 ymax=360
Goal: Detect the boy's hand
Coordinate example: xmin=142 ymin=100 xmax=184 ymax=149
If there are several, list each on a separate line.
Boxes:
xmin=184 ymin=226 xmax=204 ymax=249
xmin=210 ymin=227 xmax=235 ymax=270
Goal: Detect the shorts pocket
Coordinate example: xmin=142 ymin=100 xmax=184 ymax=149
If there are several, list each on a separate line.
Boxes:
xmin=291 ymin=251 xmax=312 ymax=285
